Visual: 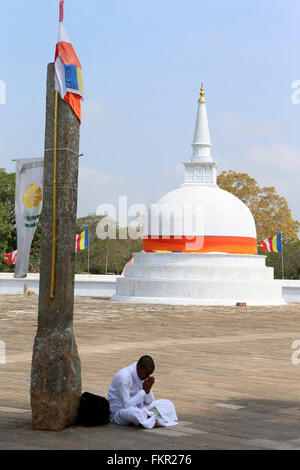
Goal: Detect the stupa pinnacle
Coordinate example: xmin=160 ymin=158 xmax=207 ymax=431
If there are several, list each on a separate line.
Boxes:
xmin=183 ymin=84 xmax=218 ymax=187
xmin=198 ymin=82 xmax=206 ymax=102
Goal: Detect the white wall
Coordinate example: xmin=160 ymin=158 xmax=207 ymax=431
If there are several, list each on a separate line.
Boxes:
xmin=0 ymin=274 xmax=299 ymax=303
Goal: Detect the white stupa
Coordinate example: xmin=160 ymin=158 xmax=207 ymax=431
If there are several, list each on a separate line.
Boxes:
xmin=112 ymin=85 xmax=285 ymax=305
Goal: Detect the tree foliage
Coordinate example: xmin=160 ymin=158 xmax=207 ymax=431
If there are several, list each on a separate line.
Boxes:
xmin=75 ymin=215 xmax=142 ymax=274
xmin=264 ymin=241 xmax=300 ymax=279
xmin=0 ymin=169 xmax=16 ymax=271
xmin=217 ymin=170 xmax=300 ymax=242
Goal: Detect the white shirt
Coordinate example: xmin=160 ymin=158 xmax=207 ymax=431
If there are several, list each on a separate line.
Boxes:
xmin=107 ymin=362 xmax=154 ymax=415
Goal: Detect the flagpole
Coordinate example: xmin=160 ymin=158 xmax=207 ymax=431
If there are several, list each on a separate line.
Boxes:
xmin=50 ymin=0 xmax=64 ymax=298
xmin=88 ymin=227 xmax=90 ymax=276
xmin=281 ymin=231 xmax=284 ymax=279
xmin=50 ymin=90 xmax=59 ymax=298
xmin=105 ymin=242 xmax=108 ymax=274
xmin=60 ymin=0 xmax=64 ymax=23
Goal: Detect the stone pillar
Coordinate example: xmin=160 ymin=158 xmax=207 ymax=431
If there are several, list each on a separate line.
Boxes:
xmin=30 ymin=63 xmax=81 ymax=431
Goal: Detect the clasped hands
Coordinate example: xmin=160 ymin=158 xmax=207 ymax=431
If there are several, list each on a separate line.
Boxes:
xmin=143 ymin=375 xmax=155 ymax=394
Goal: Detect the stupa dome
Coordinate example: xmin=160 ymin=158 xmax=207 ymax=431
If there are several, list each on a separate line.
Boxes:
xmin=142 ymin=84 xmax=257 ymax=255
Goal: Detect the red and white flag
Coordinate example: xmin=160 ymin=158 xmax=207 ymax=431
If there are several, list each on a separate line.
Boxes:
xmin=4 ymin=250 xmax=18 ymax=265
xmin=54 ymin=0 xmax=84 ymax=122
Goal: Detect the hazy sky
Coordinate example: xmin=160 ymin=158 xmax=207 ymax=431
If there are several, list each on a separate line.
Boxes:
xmin=1 ymin=0 xmax=299 ymax=229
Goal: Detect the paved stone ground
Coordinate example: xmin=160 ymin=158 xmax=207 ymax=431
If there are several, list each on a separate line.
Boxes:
xmin=0 ymin=294 xmax=300 ymax=450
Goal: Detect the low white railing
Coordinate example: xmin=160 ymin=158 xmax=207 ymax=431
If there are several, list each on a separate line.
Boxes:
xmin=0 ymin=274 xmax=300 ymax=303
xmin=0 ymin=273 xmax=119 ymax=298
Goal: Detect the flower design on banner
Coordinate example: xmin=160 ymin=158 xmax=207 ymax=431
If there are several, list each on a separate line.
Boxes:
xmin=23 ymin=184 xmax=43 ymax=209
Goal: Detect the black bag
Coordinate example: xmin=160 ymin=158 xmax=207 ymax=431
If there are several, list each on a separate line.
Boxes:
xmin=77 ymin=392 xmax=110 ymax=426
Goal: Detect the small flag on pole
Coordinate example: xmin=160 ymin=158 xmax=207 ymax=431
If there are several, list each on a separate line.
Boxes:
xmin=4 ymin=250 xmax=18 ymax=265
xmin=121 ymin=257 xmax=134 ymax=276
xmin=258 ymin=233 xmax=282 ymax=253
xmin=54 ymin=0 xmax=84 ymax=122
xmin=75 ymin=229 xmax=89 ymax=253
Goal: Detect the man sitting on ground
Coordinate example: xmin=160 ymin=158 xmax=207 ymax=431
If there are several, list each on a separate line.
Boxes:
xmin=107 ymin=355 xmax=178 ymax=429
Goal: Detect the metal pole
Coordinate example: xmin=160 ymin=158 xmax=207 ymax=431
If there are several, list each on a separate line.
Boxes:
xmin=105 ymin=242 xmax=108 ymax=274
xmin=88 ymin=227 xmax=90 ymax=276
xmin=50 ymin=90 xmax=59 ymax=298
xmin=281 ymin=232 xmax=284 ymax=279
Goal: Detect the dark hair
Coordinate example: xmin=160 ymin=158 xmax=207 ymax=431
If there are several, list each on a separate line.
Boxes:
xmin=137 ymin=355 xmax=155 ymax=371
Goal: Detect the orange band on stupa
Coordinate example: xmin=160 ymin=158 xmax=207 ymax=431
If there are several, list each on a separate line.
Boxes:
xmin=142 ymin=236 xmax=257 ymax=255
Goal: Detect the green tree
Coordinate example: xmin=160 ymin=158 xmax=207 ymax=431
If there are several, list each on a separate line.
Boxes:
xmin=0 ymin=169 xmax=16 ymax=272
xmin=75 ymin=215 xmax=142 ymax=274
xmin=217 ymin=170 xmax=300 ymax=242
xmin=263 ymin=241 xmax=300 ymax=279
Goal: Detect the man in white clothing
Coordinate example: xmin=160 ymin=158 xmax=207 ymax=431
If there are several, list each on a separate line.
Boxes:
xmin=107 ymin=355 xmax=157 ymax=428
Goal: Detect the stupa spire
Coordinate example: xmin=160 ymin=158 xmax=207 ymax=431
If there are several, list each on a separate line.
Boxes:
xmin=182 ymin=85 xmax=218 ymax=187
xmin=192 ymin=83 xmax=212 ymax=162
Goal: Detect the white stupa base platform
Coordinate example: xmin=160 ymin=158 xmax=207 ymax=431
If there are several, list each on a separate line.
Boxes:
xmin=111 ymin=252 xmax=286 ymax=306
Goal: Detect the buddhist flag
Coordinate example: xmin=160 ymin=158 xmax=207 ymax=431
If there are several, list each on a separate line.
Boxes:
xmin=54 ymin=0 xmax=84 ymax=122
xmin=258 ymin=233 xmax=282 ymax=253
xmin=75 ymin=229 xmax=89 ymax=253
xmin=14 ymin=159 xmax=44 ymax=278
xmin=121 ymin=257 xmax=134 ymax=275
xmin=4 ymin=250 xmax=18 ymax=265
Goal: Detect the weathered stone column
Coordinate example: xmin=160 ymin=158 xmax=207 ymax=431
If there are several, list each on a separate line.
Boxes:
xmin=30 ymin=63 xmax=81 ymax=431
